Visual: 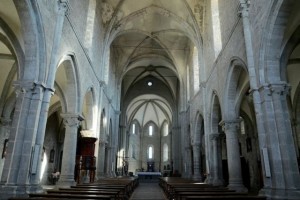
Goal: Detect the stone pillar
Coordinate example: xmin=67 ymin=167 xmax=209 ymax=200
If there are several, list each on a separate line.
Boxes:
xmin=108 ymin=146 xmax=116 ymax=177
xmin=259 ymin=83 xmax=300 ymax=198
xmin=31 ymin=0 xmax=69 ymax=186
xmin=192 ymin=143 xmax=202 ymax=181
xmin=238 ymin=0 xmax=271 ymax=186
xmin=0 ymin=82 xmax=44 ymax=198
xmin=0 ymin=118 xmax=11 ymax=179
xmin=210 ymin=133 xmax=223 ymax=186
xmin=220 ymin=121 xmax=247 ymax=192
xmin=96 ymin=140 xmax=107 ymax=178
xmin=184 ymin=146 xmax=192 ymax=179
xmin=57 ymin=113 xmax=83 ymax=187
xmin=105 ymin=146 xmax=111 ymax=176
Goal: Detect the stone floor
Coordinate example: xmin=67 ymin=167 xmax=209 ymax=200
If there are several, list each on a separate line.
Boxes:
xmin=130 ymin=182 xmax=167 ymax=200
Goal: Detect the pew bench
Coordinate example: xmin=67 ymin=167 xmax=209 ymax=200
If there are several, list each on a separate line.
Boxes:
xmin=29 ymin=193 xmax=112 ymax=199
xmin=180 ymin=195 xmax=267 ymax=200
xmin=47 ymin=189 xmax=120 ymax=199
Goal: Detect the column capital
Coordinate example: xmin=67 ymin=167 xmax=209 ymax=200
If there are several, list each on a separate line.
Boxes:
xmin=269 ymin=82 xmax=290 ymax=96
xmin=99 ymin=80 xmax=106 ymax=88
xmin=259 ymin=82 xmax=290 ymax=95
xmin=99 ymin=139 xmax=107 ymax=145
xmin=200 ymin=81 xmax=206 ymax=88
xmin=238 ymin=0 xmax=250 ymax=17
xmin=58 ymin=0 xmax=69 ymax=16
xmin=61 ymin=113 xmax=84 ymax=127
xmin=219 ymin=120 xmax=241 ymax=132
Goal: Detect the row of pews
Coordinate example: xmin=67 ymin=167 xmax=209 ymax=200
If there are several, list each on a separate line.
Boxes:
xmin=159 ymin=177 xmax=266 ymax=200
xmin=9 ymin=177 xmax=139 ymax=200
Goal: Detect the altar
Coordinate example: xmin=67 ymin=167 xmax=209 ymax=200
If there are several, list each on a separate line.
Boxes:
xmin=136 ymin=172 xmax=162 ymax=182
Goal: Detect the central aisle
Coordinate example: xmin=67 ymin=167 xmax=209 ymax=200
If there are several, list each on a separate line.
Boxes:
xmin=130 ymin=182 xmax=167 ymax=200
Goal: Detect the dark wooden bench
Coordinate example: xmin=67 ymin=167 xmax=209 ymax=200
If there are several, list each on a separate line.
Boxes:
xmin=159 ymin=177 xmax=266 ymax=200
xmin=181 ymin=195 xmax=266 ymax=200
xmin=47 ymin=189 xmax=120 ymax=199
xmin=29 ymin=193 xmax=112 ymax=199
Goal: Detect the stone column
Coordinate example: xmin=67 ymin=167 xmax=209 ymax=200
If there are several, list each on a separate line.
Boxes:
xmin=31 ymin=0 xmax=69 ymax=186
xmin=0 ymin=82 xmax=44 ymax=198
xmin=220 ymin=121 xmax=247 ymax=192
xmin=184 ymin=146 xmax=192 ymax=179
xmin=105 ymin=146 xmax=111 ymax=177
xmin=0 ymin=118 xmax=11 ymax=179
xmin=108 ymin=146 xmax=116 ymax=177
xmin=238 ymin=0 xmax=270 ymax=188
xmin=57 ymin=113 xmax=83 ymax=187
xmin=192 ymin=143 xmax=202 ymax=181
xmin=96 ymin=140 xmax=107 ymax=178
xmin=210 ymin=133 xmax=223 ymax=186
xmin=259 ymin=83 xmax=300 ymax=197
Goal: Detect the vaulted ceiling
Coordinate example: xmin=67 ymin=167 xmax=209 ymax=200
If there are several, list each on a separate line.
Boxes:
xmin=105 ymin=0 xmax=205 ymax=128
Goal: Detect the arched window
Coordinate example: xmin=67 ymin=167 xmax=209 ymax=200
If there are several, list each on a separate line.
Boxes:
xmin=240 ymin=118 xmax=246 ymax=135
xmin=163 ymin=122 xmax=169 ymax=136
xmin=163 ymin=143 xmax=168 ymax=161
xmin=211 ymin=0 xmax=222 ymax=58
xmin=149 ymin=125 xmax=153 ymax=136
xmin=193 ymin=47 xmax=200 ymax=93
xmin=132 ymin=123 xmax=135 ymax=134
xmin=132 ymin=145 xmax=136 ymax=159
xmin=148 ymin=146 xmax=153 ymax=159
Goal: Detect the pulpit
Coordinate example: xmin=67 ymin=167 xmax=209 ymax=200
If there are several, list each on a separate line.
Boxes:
xmin=75 ymin=137 xmax=97 ymax=183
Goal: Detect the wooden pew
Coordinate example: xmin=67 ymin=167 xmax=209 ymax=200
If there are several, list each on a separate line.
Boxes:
xmin=47 ymin=189 xmax=120 ymax=199
xmin=29 ymin=193 xmax=112 ymax=199
xmin=159 ymin=177 xmax=266 ymax=200
xmin=181 ymin=195 xmax=266 ymax=200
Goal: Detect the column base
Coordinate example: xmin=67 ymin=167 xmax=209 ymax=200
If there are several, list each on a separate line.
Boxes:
xmin=227 ymin=182 xmax=248 ymax=192
xmin=192 ymin=174 xmax=202 ymax=182
xmin=259 ymin=188 xmax=300 ymax=200
xmin=96 ymin=172 xmax=107 ymax=180
xmin=56 ymin=176 xmax=76 ymax=188
xmin=212 ymin=178 xmax=224 ymax=186
xmin=0 ymin=183 xmax=43 ymax=200
xmin=205 ymin=175 xmax=214 ymax=184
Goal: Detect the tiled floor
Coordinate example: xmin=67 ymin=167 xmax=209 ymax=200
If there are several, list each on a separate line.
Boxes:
xmin=130 ymin=182 xmax=167 ymax=200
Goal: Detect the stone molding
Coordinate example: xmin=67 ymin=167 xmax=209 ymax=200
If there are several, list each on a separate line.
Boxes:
xmin=61 ymin=113 xmax=84 ymax=127
xmin=219 ymin=120 xmax=241 ymax=133
xmin=258 ymin=82 xmax=290 ymax=102
xmin=58 ymin=0 xmax=69 ymax=16
xmin=238 ymin=0 xmax=250 ymax=17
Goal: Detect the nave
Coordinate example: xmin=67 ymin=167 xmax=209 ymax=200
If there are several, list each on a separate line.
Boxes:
xmin=8 ymin=176 xmax=267 ymax=200
xmin=0 ymin=0 xmax=300 ymax=200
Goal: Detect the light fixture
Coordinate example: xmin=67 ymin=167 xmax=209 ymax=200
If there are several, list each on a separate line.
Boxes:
xmin=147 ymin=81 xmax=153 ymax=86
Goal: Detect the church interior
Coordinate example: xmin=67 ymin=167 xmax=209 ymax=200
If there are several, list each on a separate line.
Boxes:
xmin=0 ymin=0 xmax=300 ymax=199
